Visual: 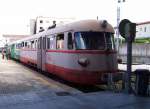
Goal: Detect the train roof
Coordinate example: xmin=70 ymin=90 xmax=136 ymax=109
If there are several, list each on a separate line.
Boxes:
xmin=45 ymin=20 xmax=115 ymax=35
xmin=8 ymin=19 xmax=115 ymax=45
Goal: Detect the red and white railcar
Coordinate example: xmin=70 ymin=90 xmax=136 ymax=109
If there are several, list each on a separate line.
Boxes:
xmin=16 ymin=20 xmax=118 ymax=85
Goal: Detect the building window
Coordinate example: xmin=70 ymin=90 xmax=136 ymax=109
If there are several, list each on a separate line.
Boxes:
xmin=40 ymin=20 xmax=43 ymax=23
xmin=40 ymin=27 xmax=43 ymax=29
xmin=39 ymin=27 xmax=44 ymax=32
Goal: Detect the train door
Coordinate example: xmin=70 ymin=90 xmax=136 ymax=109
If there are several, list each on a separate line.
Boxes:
xmin=37 ymin=36 xmax=46 ymax=71
xmin=37 ymin=37 xmax=42 ymax=70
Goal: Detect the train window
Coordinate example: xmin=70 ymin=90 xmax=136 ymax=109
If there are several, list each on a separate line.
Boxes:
xmin=50 ymin=36 xmax=55 ymax=49
xmin=18 ymin=43 xmax=21 ymax=49
xmin=38 ymin=38 xmax=42 ymax=49
xmin=22 ymin=42 xmax=24 ymax=47
xmin=74 ymin=32 xmax=106 ymax=50
xmin=25 ymin=42 xmax=27 ymax=47
xmin=31 ymin=40 xmax=34 ymax=49
xmin=47 ymin=37 xmax=50 ymax=49
xmin=38 ymin=39 xmax=40 ymax=49
xmin=105 ymin=33 xmax=115 ymax=50
xmin=31 ymin=41 xmax=34 ymax=43
xmin=20 ymin=43 xmax=23 ymax=48
xmin=36 ymin=40 xmax=38 ymax=49
xmin=67 ymin=33 xmax=73 ymax=49
xmin=27 ymin=41 xmax=30 ymax=48
xmin=56 ymin=34 xmax=64 ymax=50
xmin=43 ymin=37 xmax=46 ymax=49
xmin=16 ymin=44 xmax=18 ymax=49
xmin=35 ymin=40 xmax=37 ymax=49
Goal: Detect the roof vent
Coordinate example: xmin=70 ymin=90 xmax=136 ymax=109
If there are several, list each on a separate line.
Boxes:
xmin=101 ymin=20 xmax=107 ymax=29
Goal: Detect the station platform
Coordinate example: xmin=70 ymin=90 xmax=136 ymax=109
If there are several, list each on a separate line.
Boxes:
xmin=0 ymin=54 xmax=150 ymax=109
xmin=118 ymin=64 xmax=150 ymax=71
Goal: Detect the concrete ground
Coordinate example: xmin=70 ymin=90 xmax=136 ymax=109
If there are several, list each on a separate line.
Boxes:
xmin=0 ymin=54 xmax=150 ymax=109
xmin=118 ymin=64 xmax=150 ymax=71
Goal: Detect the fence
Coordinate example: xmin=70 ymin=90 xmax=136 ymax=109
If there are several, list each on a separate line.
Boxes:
xmin=118 ymin=43 xmax=150 ymax=64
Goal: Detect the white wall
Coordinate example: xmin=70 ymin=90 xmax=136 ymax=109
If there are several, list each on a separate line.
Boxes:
xmin=136 ymin=23 xmax=150 ymax=38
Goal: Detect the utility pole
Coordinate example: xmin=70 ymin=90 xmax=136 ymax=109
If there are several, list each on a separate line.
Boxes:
xmin=116 ymin=0 xmax=125 ymax=51
xmin=119 ymin=19 xmax=136 ymax=93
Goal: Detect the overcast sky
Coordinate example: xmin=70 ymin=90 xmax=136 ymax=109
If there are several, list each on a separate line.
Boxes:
xmin=0 ymin=0 xmax=150 ymax=36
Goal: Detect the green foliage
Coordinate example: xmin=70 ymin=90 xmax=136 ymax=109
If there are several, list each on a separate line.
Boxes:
xmin=134 ymin=37 xmax=150 ymax=43
xmin=115 ymin=37 xmax=150 ymax=43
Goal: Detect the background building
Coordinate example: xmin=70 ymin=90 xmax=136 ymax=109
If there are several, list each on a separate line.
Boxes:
xmin=0 ymin=16 xmax=75 ymax=48
xmin=30 ymin=16 xmax=76 ymax=34
xmin=30 ymin=19 xmax=36 ymax=35
xmin=136 ymin=21 xmax=150 ymax=38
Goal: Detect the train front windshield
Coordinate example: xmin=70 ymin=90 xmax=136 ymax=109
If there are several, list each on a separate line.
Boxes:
xmin=74 ymin=32 xmax=115 ymax=50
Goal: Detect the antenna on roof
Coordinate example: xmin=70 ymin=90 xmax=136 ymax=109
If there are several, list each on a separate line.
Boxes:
xmin=97 ymin=16 xmax=99 ymax=20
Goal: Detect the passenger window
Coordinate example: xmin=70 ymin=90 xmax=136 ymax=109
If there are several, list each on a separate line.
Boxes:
xmin=56 ymin=34 xmax=64 ymax=50
xmin=67 ymin=33 xmax=73 ymax=49
xmin=47 ymin=37 xmax=50 ymax=49
xmin=43 ymin=37 xmax=46 ymax=49
xmin=50 ymin=36 xmax=55 ymax=49
xmin=35 ymin=40 xmax=37 ymax=49
xmin=16 ymin=44 xmax=18 ymax=49
xmin=31 ymin=40 xmax=34 ymax=49
xmin=25 ymin=42 xmax=27 ymax=47
xmin=27 ymin=41 xmax=30 ymax=48
xmin=38 ymin=39 xmax=41 ymax=49
xmin=22 ymin=42 xmax=24 ymax=47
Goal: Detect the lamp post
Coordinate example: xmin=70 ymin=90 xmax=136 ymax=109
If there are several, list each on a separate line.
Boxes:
xmin=116 ymin=0 xmax=125 ymax=51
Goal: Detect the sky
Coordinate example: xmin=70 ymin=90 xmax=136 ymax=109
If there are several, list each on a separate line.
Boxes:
xmin=0 ymin=0 xmax=150 ymax=36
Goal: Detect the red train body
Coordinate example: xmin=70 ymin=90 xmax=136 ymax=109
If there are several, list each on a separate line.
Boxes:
xmin=9 ymin=20 xmax=118 ymax=85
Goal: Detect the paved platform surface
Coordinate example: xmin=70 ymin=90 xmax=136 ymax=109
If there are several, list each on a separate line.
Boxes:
xmin=118 ymin=64 xmax=150 ymax=71
xmin=0 ymin=54 xmax=150 ymax=109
